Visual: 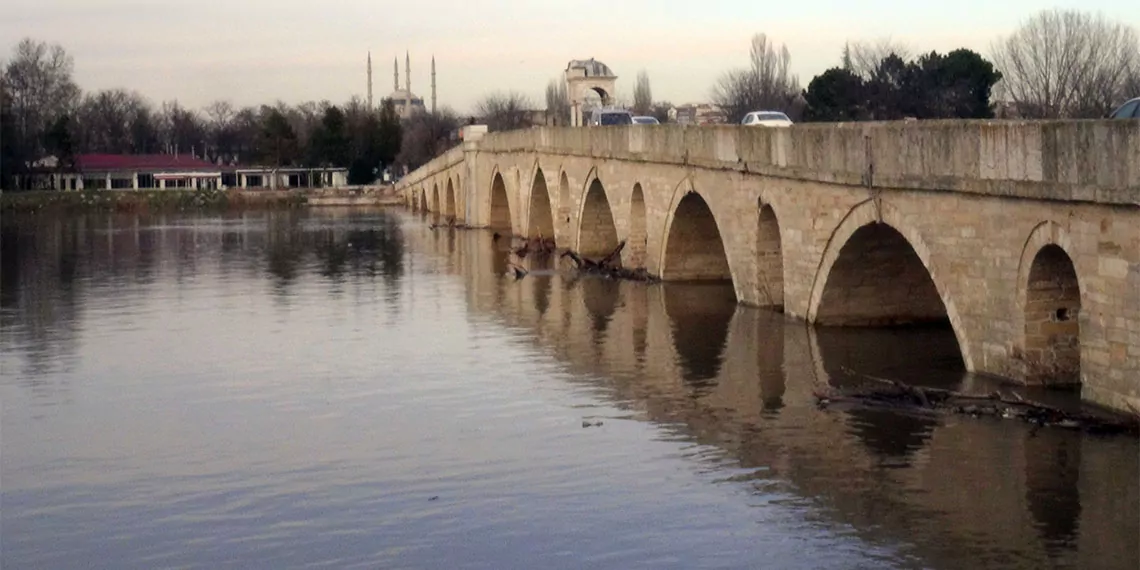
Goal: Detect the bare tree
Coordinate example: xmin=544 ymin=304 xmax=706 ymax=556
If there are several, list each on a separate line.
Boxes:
xmin=633 ymin=70 xmax=652 ymax=115
xmin=844 ymin=38 xmax=912 ymax=78
xmin=991 ymin=9 xmax=1140 ymax=118
xmin=545 ymin=79 xmax=570 ymax=126
xmin=1124 ymin=71 xmax=1140 ymax=100
xmin=397 ymin=107 xmax=459 ymax=171
xmin=204 ymin=100 xmax=234 ymax=128
xmin=475 ymin=91 xmax=534 ymax=132
xmin=157 ymin=101 xmax=208 ymax=156
xmin=2 ymin=38 xmax=81 ymax=160
xmin=74 ymin=89 xmax=152 ymax=154
xmin=711 ymin=33 xmax=801 ymax=123
xmin=202 ymin=100 xmax=236 ymax=160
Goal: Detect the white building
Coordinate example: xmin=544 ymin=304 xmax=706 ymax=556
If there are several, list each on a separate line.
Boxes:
xmin=20 ymin=154 xmax=347 ymax=191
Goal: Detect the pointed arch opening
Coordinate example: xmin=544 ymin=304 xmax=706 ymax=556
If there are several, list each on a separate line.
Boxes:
xmin=489 ymin=172 xmax=513 ymax=233
xmin=577 ymin=179 xmax=619 ymax=259
xmin=418 ymin=189 xmax=427 ymax=212
xmin=662 ymin=192 xmax=732 ymax=284
xmin=628 ymin=184 xmax=647 ymax=268
xmin=1023 ymin=244 xmax=1081 ymax=386
xmin=527 ymin=168 xmax=555 ymax=241
xmin=444 ymin=178 xmax=456 ymax=219
xmin=815 ymin=223 xmax=952 ymax=329
xmin=432 ymin=184 xmax=440 ymax=213
xmin=756 ymin=201 xmax=784 ymax=309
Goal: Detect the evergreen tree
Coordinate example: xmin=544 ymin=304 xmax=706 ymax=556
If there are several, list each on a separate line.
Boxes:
xmin=259 ymin=108 xmax=298 ymax=166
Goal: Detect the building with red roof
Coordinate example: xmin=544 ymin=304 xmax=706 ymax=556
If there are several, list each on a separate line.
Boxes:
xmin=22 ymin=154 xmax=349 ymax=191
xmin=74 ymin=154 xmax=220 ymax=172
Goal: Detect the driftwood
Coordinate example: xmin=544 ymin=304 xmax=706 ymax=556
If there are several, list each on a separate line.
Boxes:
xmin=429 ymin=216 xmax=471 ymax=231
xmin=506 ymin=262 xmax=528 ymax=280
xmin=512 ymin=235 xmax=557 ymax=259
xmin=558 ymin=241 xmax=659 ymax=282
xmin=814 ymin=368 xmax=1140 ymax=437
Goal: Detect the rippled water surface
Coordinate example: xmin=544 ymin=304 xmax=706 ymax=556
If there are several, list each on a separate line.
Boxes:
xmin=2 ymin=208 xmax=1137 ymax=570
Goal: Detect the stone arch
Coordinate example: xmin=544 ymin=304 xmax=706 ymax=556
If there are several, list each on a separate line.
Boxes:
xmin=489 ymin=170 xmax=513 ymax=233
xmin=432 ymin=183 xmax=440 ymax=213
xmin=659 ymin=181 xmax=732 ymax=285
xmin=418 ymin=188 xmax=428 ymax=212
xmin=527 ymin=167 xmax=556 ymax=240
xmin=444 ymin=178 xmax=456 ymax=219
xmin=1017 ymin=221 xmax=1082 ymax=386
xmin=576 ymin=175 xmax=619 ymax=259
xmin=756 ymin=199 xmax=784 ymax=309
xmin=807 ymin=199 xmax=973 ymax=370
xmin=627 ymin=183 xmax=647 ymax=268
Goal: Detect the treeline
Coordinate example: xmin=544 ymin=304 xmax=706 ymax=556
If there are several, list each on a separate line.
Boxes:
xmin=0 ymin=38 xmax=408 ymax=190
xmin=803 ymin=49 xmax=1000 ymax=121
xmin=711 ymin=8 xmax=1139 ymax=123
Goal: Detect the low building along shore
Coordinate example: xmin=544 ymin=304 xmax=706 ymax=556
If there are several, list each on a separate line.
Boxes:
xmin=18 ymin=154 xmax=349 ymax=191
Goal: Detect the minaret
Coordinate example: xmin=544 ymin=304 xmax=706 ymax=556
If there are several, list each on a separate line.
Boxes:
xmin=431 ymin=55 xmax=437 ymax=115
xmin=393 ymin=56 xmax=399 ymax=91
xmin=404 ymin=51 xmax=411 ymax=117
xmin=367 ymin=51 xmax=373 ymax=110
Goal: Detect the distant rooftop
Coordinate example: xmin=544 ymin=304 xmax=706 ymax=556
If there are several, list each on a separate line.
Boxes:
xmin=566 ymin=58 xmax=614 ymax=77
xmin=75 ymin=154 xmax=218 ymax=172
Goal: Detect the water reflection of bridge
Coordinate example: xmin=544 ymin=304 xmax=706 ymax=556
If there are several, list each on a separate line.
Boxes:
xmin=408 ymin=212 xmax=1138 ymax=570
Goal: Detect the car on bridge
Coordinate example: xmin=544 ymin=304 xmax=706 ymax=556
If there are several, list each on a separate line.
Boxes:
xmin=588 ymin=108 xmax=634 ymax=126
xmin=742 ymin=111 xmax=793 ymax=127
xmin=631 ymin=116 xmax=660 ymax=125
xmin=1108 ymin=97 xmax=1140 ymax=119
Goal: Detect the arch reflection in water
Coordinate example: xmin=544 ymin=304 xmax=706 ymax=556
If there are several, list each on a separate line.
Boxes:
xmin=1025 ymin=431 xmax=1081 ymax=557
xmin=814 ymin=323 xmax=964 ymax=464
xmin=662 ymin=282 xmax=736 ymax=394
xmin=578 ymin=276 xmax=620 ymax=338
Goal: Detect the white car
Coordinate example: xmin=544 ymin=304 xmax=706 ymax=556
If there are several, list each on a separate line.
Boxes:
xmin=631 ymin=116 xmax=660 ymax=125
xmin=742 ymin=111 xmax=793 ymax=127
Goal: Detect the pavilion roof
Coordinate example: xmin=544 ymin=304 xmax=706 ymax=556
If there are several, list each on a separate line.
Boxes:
xmin=74 ymin=154 xmax=219 ymax=172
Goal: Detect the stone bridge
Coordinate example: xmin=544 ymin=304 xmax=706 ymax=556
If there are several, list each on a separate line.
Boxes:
xmin=395 ymin=120 xmax=1140 ymax=413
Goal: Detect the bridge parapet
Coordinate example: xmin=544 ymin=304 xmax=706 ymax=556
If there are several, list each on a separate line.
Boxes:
xmin=400 ymin=144 xmax=465 ymax=188
xmin=469 ymin=121 xmax=1139 ymax=206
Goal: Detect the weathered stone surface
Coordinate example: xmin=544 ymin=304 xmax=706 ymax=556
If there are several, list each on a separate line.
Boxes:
xmin=398 ymin=121 xmax=1140 ymax=414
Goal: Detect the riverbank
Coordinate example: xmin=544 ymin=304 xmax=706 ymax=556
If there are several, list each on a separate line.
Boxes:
xmin=0 ymin=185 xmax=401 ymax=214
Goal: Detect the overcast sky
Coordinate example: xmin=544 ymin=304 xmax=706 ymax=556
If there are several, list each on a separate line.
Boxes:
xmin=2 ymin=0 xmax=1136 ymax=114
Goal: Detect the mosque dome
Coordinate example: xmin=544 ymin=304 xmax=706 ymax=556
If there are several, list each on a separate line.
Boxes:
xmin=386 ymin=88 xmax=424 ymax=105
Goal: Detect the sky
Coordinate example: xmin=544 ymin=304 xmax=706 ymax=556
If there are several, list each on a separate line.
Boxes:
xmin=2 ymin=0 xmax=1136 ymax=115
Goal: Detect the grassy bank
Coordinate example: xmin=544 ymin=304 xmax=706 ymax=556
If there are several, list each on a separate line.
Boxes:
xmin=0 ymin=188 xmax=309 ymax=214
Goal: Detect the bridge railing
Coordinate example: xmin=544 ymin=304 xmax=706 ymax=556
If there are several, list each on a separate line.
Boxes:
xmin=399 ymin=144 xmax=466 ymax=188
xmin=474 ymin=120 xmax=1139 ymax=205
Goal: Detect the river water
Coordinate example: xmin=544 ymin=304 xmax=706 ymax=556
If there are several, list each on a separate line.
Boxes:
xmin=1 ymin=208 xmax=1136 ymax=570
